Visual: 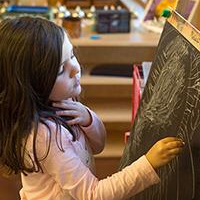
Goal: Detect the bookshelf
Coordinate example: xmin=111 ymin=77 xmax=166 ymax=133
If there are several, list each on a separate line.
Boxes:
xmin=61 ymin=0 xmax=127 ymax=8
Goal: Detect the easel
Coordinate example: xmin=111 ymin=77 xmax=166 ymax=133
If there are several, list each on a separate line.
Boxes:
xmin=176 ymin=0 xmax=200 ymax=29
xmin=168 ymin=9 xmax=200 ymax=51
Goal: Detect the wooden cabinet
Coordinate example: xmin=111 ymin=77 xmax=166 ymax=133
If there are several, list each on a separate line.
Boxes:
xmin=81 ymin=75 xmax=132 ymax=178
xmin=61 ymin=0 xmax=124 ymax=8
xmin=73 ymin=19 xmax=159 ymax=178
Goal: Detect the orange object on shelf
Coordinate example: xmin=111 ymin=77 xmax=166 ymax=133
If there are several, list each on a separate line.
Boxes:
xmin=155 ymin=0 xmax=178 ymax=17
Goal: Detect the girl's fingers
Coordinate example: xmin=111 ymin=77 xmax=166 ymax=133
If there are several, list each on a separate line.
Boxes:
xmin=166 ymin=147 xmax=183 ymax=156
xmin=61 ymin=99 xmax=73 ymax=103
xmin=56 ymin=110 xmax=78 ymax=117
xmin=161 ymin=137 xmax=183 ymax=143
xmin=165 ymin=140 xmax=185 ymax=149
xmin=67 ymin=118 xmax=80 ymax=125
xmin=53 ymin=102 xmax=77 ymax=110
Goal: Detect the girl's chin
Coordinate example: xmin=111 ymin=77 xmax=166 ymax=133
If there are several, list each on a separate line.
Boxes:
xmin=75 ymin=86 xmax=81 ymax=96
xmin=50 ymin=87 xmax=82 ymax=101
xmin=72 ymin=86 xmax=81 ymax=97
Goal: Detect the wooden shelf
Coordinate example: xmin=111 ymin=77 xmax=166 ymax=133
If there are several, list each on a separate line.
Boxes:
xmin=81 ymin=75 xmax=132 ymax=98
xmin=91 ymin=103 xmax=131 ymax=123
xmin=72 ymin=26 xmax=160 ymax=66
xmin=81 ymin=75 xmax=132 ymax=125
xmin=81 ymin=75 xmax=132 ymax=85
xmin=80 ymin=74 xmax=132 ymax=175
xmin=95 ymin=128 xmax=126 ymax=158
xmin=95 ymin=142 xmax=125 ymax=157
xmin=81 ymin=74 xmax=132 ymax=158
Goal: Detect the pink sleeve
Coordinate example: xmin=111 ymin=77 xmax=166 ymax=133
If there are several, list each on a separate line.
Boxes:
xmin=80 ymin=108 xmax=106 ymax=154
xmin=42 ymin=122 xmax=160 ymax=200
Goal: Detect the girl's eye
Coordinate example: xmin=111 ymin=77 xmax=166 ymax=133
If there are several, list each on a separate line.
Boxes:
xmin=71 ymin=54 xmax=75 ymax=59
xmin=57 ymin=54 xmax=75 ymax=76
xmin=58 ymin=64 xmax=65 ymax=76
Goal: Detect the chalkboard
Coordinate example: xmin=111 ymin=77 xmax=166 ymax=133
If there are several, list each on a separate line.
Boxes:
xmin=119 ymin=11 xmax=200 ymax=200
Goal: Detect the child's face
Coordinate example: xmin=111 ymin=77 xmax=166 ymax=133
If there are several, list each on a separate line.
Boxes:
xmin=49 ymin=33 xmax=81 ymax=101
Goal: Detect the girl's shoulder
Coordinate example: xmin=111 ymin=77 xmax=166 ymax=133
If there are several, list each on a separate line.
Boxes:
xmin=26 ymin=119 xmax=73 ymax=155
xmin=37 ymin=119 xmax=74 ymax=143
xmin=24 ymin=119 xmax=76 ymax=169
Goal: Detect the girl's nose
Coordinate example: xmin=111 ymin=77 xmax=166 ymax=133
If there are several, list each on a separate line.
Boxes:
xmin=70 ymin=60 xmax=80 ymax=78
xmin=73 ymin=62 xmax=80 ymax=76
xmin=76 ymin=68 xmax=81 ymax=79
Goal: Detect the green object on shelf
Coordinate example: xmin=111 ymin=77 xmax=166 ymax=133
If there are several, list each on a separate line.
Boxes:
xmin=161 ymin=9 xmax=172 ymax=18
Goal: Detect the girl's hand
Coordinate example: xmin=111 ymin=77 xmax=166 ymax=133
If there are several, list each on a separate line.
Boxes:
xmin=145 ymin=137 xmax=185 ymax=169
xmin=52 ymin=100 xmax=92 ymax=127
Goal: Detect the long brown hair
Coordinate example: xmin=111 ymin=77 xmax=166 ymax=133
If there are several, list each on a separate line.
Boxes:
xmin=0 ymin=17 xmax=76 ymax=175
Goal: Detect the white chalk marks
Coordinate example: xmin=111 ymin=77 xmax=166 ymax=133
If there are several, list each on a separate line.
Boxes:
xmin=120 ymin=21 xmax=200 ymax=200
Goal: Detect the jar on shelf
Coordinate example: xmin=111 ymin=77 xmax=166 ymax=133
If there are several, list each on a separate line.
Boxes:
xmin=62 ymin=6 xmax=84 ymax=38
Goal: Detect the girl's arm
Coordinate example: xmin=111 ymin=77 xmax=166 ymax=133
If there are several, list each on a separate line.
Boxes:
xmin=53 ymin=100 xmax=106 ymax=154
xmin=40 ymin=122 xmax=159 ymax=200
xmin=80 ymin=107 xmax=106 ymax=154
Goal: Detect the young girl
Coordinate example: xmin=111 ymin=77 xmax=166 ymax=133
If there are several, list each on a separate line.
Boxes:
xmin=0 ymin=17 xmax=184 ymax=200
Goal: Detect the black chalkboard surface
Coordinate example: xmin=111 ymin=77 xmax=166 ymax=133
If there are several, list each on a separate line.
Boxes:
xmin=119 ymin=11 xmax=200 ymax=200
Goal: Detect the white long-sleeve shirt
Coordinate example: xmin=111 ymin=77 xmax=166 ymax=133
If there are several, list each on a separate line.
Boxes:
xmin=20 ymin=110 xmax=159 ymax=200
